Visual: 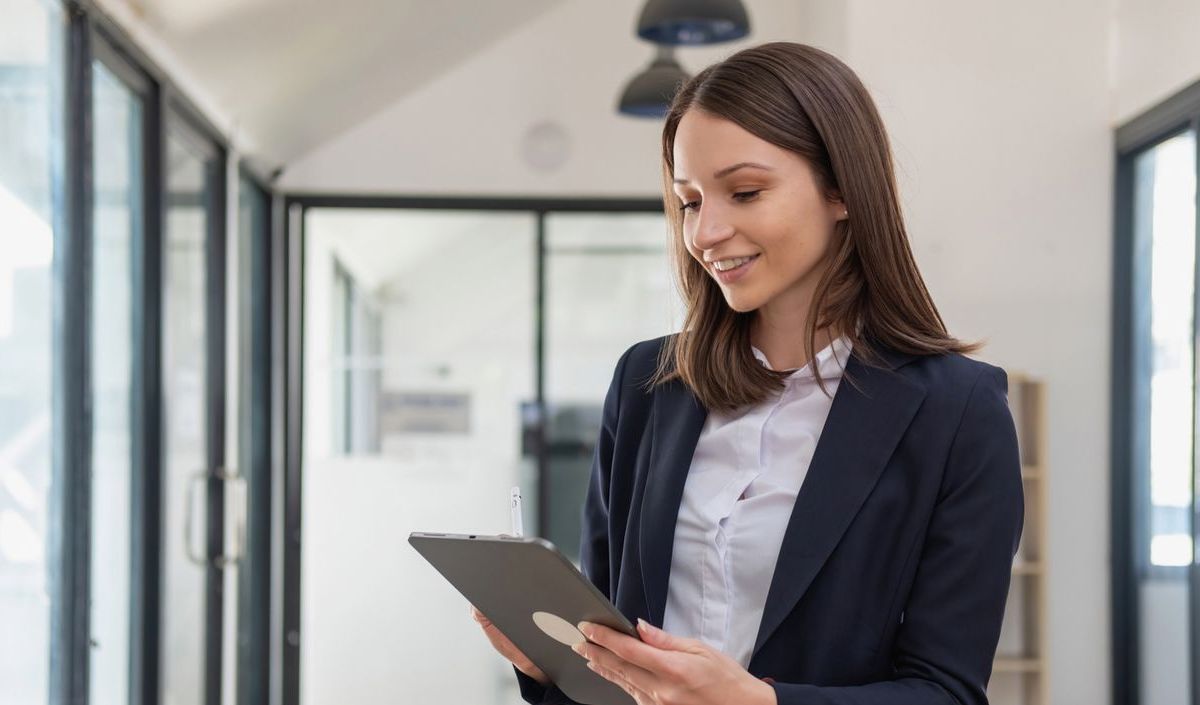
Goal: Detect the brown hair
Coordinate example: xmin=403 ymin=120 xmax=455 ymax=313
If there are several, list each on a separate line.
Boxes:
xmin=648 ymin=41 xmax=980 ymax=413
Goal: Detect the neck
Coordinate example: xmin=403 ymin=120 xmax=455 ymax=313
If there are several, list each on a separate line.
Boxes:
xmin=750 ymin=312 xmax=840 ymax=372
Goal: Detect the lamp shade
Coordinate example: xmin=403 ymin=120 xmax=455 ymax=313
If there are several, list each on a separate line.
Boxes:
xmin=617 ymin=47 xmax=690 ymax=118
xmin=636 ymin=0 xmax=750 ymax=45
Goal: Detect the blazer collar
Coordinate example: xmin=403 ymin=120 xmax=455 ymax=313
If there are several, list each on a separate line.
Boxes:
xmin=638 ymin=343 xmax=926 ymax=668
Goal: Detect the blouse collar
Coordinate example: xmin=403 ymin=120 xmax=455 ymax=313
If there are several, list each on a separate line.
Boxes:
xmin=749 ymin=335 xmax=853 ymax=382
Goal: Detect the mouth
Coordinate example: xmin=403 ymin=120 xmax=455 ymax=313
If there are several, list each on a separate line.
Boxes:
xmin=711 ymin=254 xmax=760 ymax=283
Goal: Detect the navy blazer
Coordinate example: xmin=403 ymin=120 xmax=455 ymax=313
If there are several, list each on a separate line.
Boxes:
xmin=516 ymin=334 xmax=1024 ymax=705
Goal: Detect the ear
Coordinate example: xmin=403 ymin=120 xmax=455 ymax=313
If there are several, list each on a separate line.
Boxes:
xmin=824 ymin=188 xmax=848 ymax=222
xmin=828 ymin=196 xmax=849 ymax=222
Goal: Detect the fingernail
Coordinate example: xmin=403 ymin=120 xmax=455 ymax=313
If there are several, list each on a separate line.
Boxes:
xmin=637 ymin=618 xmax=649 ymax=631
xmin=577 ymin=622 xmax=592 ymax=638
xmin=571 ymin=642 xmax=585 ymax=656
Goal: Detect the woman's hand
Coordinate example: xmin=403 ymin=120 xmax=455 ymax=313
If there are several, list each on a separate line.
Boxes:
xmin=572 ymin=619 xmax=777 ymax=705
xmin=470 ymin=604 xmax=551 ymax=686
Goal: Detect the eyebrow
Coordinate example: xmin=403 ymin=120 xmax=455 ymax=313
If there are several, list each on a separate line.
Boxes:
xmin=672 ymin=162 xmax=774 ymax=185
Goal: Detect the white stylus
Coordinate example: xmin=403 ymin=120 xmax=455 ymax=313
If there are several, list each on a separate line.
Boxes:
xmin=510 ymin=486 xmax=524 ymax=538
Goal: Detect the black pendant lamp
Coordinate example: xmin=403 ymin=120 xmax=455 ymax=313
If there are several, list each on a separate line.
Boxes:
xmin=636 ymin=0 xmax=751 ymax=45
xmin=616 ymin=0 xmax=751 ymax=118
xmin=617 ymin=45 xmax=690 ymax=118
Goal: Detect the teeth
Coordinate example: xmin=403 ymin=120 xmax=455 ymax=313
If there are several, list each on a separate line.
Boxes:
xmin=714 ymin=255 xmax=755 ymax=272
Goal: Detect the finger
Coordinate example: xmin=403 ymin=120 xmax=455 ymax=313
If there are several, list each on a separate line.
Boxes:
xmin=578 ymin=621 xmax=677 ymax=675
xmin=635 ymin=618 xmax=704 ymax=653
xmin=471 ymin=606 xmax=494 ymax=628
xmin=579 ymin=643 xmax=659 ymax=695
xmin=588 ymin=660 xmax=652 ymax=704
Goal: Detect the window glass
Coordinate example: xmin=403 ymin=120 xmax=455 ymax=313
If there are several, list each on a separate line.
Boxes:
xmin=0 ymin=1 xmax=64 ymax=701
xmin=88 ymin=57 xmax=142 ymax=705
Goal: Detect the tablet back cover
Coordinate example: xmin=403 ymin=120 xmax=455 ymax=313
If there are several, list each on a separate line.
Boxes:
xmin=409 ymin=532 xmax=638 ymax=705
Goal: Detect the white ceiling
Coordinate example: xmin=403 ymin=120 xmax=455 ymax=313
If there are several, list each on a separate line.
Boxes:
xmin=116 ymin=0 xmax=564 ymax=166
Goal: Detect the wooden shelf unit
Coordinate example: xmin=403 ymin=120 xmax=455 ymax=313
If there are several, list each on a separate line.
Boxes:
xmin=987 ymin=373 xmax=1049 ymax=705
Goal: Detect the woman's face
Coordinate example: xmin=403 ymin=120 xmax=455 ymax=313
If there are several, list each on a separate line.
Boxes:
xmin=671 ymin=108 xmax=847 ymax=316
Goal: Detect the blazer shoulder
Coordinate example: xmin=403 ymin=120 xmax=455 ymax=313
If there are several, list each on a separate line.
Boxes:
xmin=905 ymin=350 xmax=1007 ymax=387
xmin=898 ymin=352 xmax=1010 ymax=424
xmin=612 ymin=334 xmax=674 ymax=396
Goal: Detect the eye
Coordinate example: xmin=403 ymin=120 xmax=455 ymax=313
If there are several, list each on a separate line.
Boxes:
xmin=678 ymin=190 xmax=761 ymax=215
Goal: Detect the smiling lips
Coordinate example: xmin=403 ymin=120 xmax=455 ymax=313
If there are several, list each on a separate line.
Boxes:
xmin=712 ymin=254 xmax=758 ymax=271
xmin=711 ymin=254 xmax=759 ymax=283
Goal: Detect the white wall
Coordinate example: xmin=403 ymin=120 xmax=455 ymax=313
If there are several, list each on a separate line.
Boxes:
xmin=1113 ymin=0 xmax=1200 ymax=124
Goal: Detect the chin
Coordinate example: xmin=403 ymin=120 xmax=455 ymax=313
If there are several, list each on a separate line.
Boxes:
xmin=722 ymin=292 xmax=762 ymax=313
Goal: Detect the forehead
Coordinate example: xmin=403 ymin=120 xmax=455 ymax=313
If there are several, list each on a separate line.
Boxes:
xmin=672 ymin=109 xmax=788 ymax=183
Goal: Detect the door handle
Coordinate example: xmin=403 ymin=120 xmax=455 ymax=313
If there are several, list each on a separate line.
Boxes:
xmin=184 ymin=468 xmax=247 ymax=568
xmin=184 ymin=470 xmax=208 ymax=566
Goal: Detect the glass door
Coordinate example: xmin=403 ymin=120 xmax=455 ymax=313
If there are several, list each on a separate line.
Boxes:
xmin=160 ymin=113 xmax=232 ymax=705
xmin=541 ymin=212 xmax=679 ymax=563
xmin=299 ymin=207 xmax=537 ymax=705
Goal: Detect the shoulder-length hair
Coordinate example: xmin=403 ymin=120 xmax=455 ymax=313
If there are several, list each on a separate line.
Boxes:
xmin=648 ymin=41 xmax=980 ymax=413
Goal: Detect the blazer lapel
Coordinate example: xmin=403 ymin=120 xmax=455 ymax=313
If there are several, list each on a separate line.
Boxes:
xmin=635 ymin=341 xmax=926 ymax=661
xmin=749 ymin=349 xmax=926 ymax=662
xmin=639 ymin=377 xmax=707 ymax=627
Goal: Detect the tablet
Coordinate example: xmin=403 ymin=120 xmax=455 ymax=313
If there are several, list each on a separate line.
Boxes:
xmin=408 ymin=531 xmax=639 ymax=705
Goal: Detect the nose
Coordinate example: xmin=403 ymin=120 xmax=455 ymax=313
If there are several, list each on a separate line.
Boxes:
xmin=689 ymin=204 xmax=735 ymax=253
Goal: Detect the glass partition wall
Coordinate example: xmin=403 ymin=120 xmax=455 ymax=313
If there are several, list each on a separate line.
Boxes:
xmin=0 ymin=2 xmax=65 ymax=702
xmin=0 ymin=3 xmax=276 ymax=705
xmin=293 ymin=201 xmax=678 ymax=705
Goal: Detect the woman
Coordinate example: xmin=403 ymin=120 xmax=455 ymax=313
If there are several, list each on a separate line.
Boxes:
xmin=474 ymin=41 xmax=1023 ymax=705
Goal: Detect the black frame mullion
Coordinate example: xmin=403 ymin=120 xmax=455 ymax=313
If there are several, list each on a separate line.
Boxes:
xmin=130 ymin=70 xmax=165 ymax=705
xmin=50 ymin=7 xmax=94 ymax=705
xmin=1111 ymin=141 xmax=1139 ymax=705
xmin=203 ymin=141 xmax=229 ymax=705
xmin=534 ymin=213 xmax=548 ymax=537
xmin=235 ymin=173 xmax=274 ymax=705
xmin=269 ymin=193 xmax=291 ymax=705
xmin=281 ymin=201 xmax=306 ymax=705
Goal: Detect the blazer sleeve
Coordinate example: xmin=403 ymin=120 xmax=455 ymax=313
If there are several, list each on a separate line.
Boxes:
xmin=514 ymin=343 xmax=636 ymax=705
xmin=769 ymin=365 xmax=1025 ymax=705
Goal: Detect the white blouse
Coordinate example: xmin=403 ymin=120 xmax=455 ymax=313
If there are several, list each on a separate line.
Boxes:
xmin=660 ymin=335 xmax=853 ymax=668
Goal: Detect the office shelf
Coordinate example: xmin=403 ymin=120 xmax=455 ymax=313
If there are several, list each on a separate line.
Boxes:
xmin=988 ymin=373 xmax=1048 ymax=705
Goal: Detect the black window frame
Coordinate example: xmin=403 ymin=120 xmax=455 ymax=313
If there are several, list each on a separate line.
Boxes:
xmin=1112 ymin=78 xmax=1200 ymax=705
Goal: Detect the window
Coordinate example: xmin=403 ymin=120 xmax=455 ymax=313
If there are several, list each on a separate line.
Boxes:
xmin=89 ymin=51 xmax=145 ymax=705
xmin=1114 ymin=94 xmax=1200 ymax=705
xmin=1133 ymin=132 xmax=1196 ymax=571
xmin=0 ymin=1 xmax=65 ymax=701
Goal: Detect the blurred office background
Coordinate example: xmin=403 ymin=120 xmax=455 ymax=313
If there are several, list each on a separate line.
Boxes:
xmin=0 ymin=1 xmax=1197 ymax=705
